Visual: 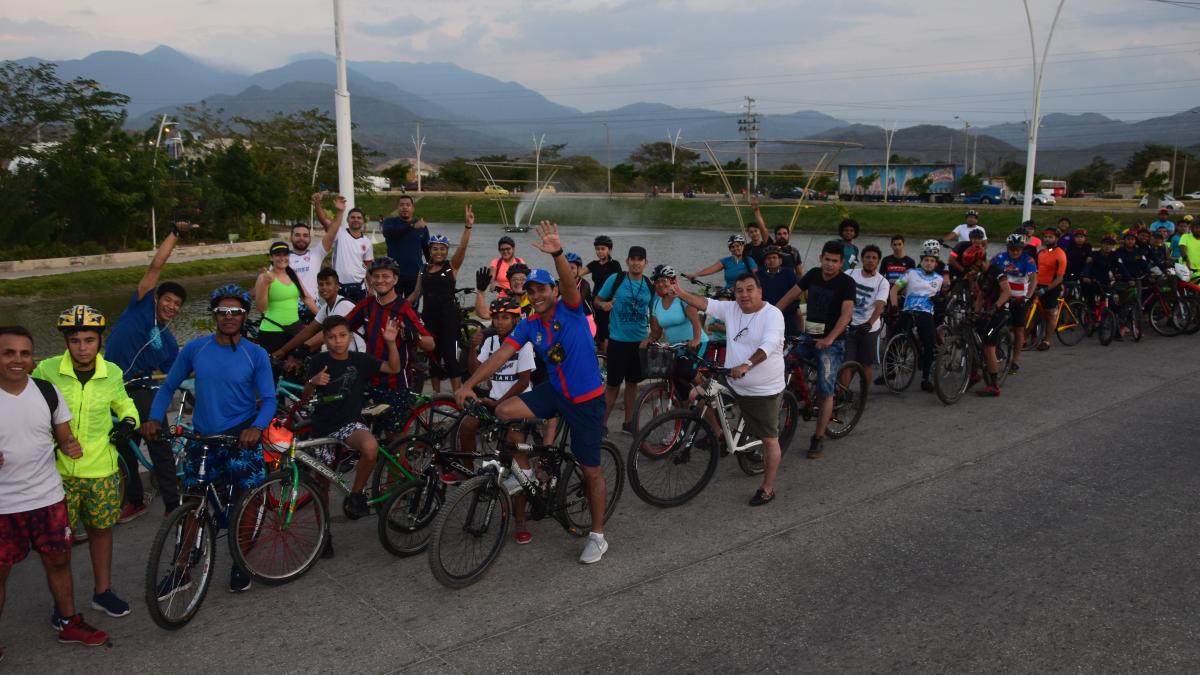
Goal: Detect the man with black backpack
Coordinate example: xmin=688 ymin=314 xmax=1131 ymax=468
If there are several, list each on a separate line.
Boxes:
xmin=594 ymin=245 xmax=653 ymax=433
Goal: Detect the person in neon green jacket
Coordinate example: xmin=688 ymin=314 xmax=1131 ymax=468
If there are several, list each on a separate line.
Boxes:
xmin=32 ymin=305 xmax=139 ymax=621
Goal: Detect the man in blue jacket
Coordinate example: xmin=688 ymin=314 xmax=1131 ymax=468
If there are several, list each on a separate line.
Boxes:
xmin=381 ymin=194 xmax=430 ymax=300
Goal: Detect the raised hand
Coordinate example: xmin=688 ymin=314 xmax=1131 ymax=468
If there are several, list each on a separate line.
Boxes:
xmin=311 ymin=191 xmax=327 ymax=206
xmin=414 ymin=218 xmax=427 ymax=229
xmin=465 ymin=204 xmax=475 ymax=228
xmin=174 ymin=220 xmax=200 ymax=233
xmin=531 ymin=219 xmax=562 ymax=254
xmin=475 ymin=266 xmax=494 ymax=291
xmin=309 ymin=366 xmax=330 ymax=387
xmin=333 ymin=194 xmax=347 ymax=211
xmin=382 ymin=318 xmax=401 ymax=343
xmin=750 ymin=195 xmax=760 ymax=210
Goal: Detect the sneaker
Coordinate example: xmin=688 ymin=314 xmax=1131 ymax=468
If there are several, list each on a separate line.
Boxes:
xmin=515 ymin=528 xmax=533 ymax=545
xmin=579 ymin=533 xmax=608 ymax=564
xmin=1007 ymin=362 xmax=1021 ymax=375
xmin=920 ymin=380 xmax=935 ymax=393
xmin=229 ymin=565 xmax=251 ymax=593
xmin=156 ymin=571 xmax=193 ymax=601
xmin=748 ymin=488 xmax=775 ymax=506
xmin=873 ymin=374 xmax=885 ymax=386
xmin=51 ymin=605 xmax=65 ymax=631
xmin=806 ymin=435 xmax=823 ymax=460
xmin=118 ymin=503 xmax=148 ymax=524
xmin=344 ymin=492 xmax=370 ymax=520
xmin=621 ymin=420 xmax=634 ymax=434
xmin=57 ymin=614 xmax=108 ymax=647
xmin=977 ymin=384 xmax=1001 ymax=397
xmin=321 ymin=534 xmax=335 ymax=559
xmin=91 ymin=589 xmax=131 ymax=618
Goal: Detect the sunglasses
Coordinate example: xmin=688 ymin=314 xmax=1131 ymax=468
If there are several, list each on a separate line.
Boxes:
xmin=212 ymin=307 xmax=247 ymax=317
xmin=499 ymin=247 xmax=514 ymax=252
xmin=733 ymin=327 xmax=750 ymax=342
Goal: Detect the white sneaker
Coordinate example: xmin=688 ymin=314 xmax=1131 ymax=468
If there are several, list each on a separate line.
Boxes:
xmin=579 ymin=533 xmax=608 ymax=564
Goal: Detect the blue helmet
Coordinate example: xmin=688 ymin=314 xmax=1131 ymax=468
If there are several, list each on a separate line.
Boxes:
xmin=429 ymin=234 xmax=451 ymax=246
xmin=209 ymin=283 xmax=251 ymax=310
xmin=565 ymin=251 xmax=583 ymax=265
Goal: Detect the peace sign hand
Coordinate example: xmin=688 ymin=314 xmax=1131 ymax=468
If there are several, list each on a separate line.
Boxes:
xmin=465 ymin=204 xmax=475 ymax=227
xmin=532 ymin=219 xmax=562 ymax=254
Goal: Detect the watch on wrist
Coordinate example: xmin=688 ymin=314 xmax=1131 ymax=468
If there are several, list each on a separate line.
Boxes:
xmin=550 ymin=249 xmax=564 ymax=257
xmin=742 ymin=360 xmax=754 ymax=369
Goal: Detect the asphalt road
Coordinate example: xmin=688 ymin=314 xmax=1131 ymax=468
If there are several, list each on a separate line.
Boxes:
xmin=5 ymin=332 xmax=1200 ymax=673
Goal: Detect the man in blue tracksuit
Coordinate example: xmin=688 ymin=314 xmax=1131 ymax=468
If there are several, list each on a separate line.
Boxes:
xmin=380 ymin=194 xmax=430 ymax=300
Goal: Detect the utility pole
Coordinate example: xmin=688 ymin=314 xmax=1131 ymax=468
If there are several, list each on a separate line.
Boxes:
xmin=411 ymin=122 xmax=426 ymax=192
xmin=603 ymin=123 xmax=612 ymax=196
xmin=882 ymin=122 xmax=898 ymax=203
xmin=948 ymin=133 xmax=953 ymax=166
xmin=667 ymin=128 xmax=683 ymax=197
xmin=150 ymin=114 xmax=177 ymax=245
xmin=332 ymin=0 xmax=355 ymax=210
xmin=738 ymin=96 xmax=760 ymax=195
xmin=1020 ymin=0 xmax=1067 ymax=224
xmin=972 ymin=133 xmax=979 ymax=175
xmin=310 ymin=137 xmax=332 ymax=226
xmin=532 ymin=133 xmax=546 ymax=189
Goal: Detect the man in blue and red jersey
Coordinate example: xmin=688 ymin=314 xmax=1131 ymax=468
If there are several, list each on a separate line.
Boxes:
xmin=344 ymin=257 xmax=434 ymax=433
xmin=454 ymin=220 xmax=610 ymax=565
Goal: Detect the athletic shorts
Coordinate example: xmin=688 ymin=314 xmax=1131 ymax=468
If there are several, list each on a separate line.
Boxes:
xmin=1008 ymin=299 xmax=1028 ymax=328
xmin=844 ymin=324 xmax=881 ymax=366
xmin=1040 ymin=286 xmax=1061 ymax=309
xmin=182 ymin=439 xmax=266 ymax=491
xmin=366 ymin=387 xmax=412 ymax=434
xmin=606 ymin=340 xmax=644 ymax=386
xmin=735 ymin=392 xmax=781 ymax=440
xmin=791 ymin=336 xmax=845 ymax=398
xmin=519 ymin=383 xmax=605 ymax=467
xmin=974 ymin=311 xmax=1009 ymax=346
xmin=0 ymin=501 xmax=72 ymax=566
xmin=63 ymin=474 xmax=122 ymax=530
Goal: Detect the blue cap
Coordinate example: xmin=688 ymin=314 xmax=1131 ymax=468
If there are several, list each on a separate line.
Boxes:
xmin=565 ymin=251 xmax=583 ymax=264
xmin=525 ymin=268 xmax=557 ymax=286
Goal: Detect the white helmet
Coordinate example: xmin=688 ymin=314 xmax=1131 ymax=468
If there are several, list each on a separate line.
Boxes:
xmin=921 ymin=239 xmax=942 ymax=258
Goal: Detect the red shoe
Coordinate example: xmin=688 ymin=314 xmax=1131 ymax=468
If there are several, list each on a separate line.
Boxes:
xmin=57 ymin=614 xmax=108 ymax=647
xmin=118 ymin=503 xmax=148 ymax=524
xmin=976 ymin=384 xmax=1001 ymax=397
xmin=515 ymin=529 xmax=532 ymax=545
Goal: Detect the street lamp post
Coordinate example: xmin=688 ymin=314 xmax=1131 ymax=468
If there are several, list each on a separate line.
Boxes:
xmin=667 ymin=128 xmax=682 ymax=197
xmin=412 ymin=122 xmax=426 ymax=192
xmin=150 ymin=114 xmax=178 ymax=245
xmin=603 ymin=123 xmax=612 ymax=196
xmin=309 ymin=137 xmax=334 ymax=226
xmin=532 ymin=133 xmax=546 ymax=189
xmin=1020 ymin=0 xmax=1067 ymax=224
xmin=882 ymin=122 xmax=898 ymax=203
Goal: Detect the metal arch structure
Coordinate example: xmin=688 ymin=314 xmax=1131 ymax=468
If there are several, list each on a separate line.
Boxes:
xmin=680 ymin=139 xmax=863 ymax=230
xmin=468 ymin=160 xmax=571 ymax=229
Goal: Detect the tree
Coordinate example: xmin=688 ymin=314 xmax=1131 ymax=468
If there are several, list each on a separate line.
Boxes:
xmin=556 ymin=155 xmax=608 ymax=192
xmin=1066 ymin=156 xmax=1115 ymax=194
xmin=998 ymin=160 xmax=1026 ymax=192
xmin=629 ymin=141 xmax=699 ymax=171
xmin=954 ymin=173 xmax=984 ymax=195
xmin=177 ymin=101 xmax=232 ymax=141
xmin=1118 ymin=144 xmax=1174 ymax=182
xmin=433 ymin=158 xmax=478 ymax=191
xmin=905 ymin=174 xmax=934 ymax=197
xmin=0 ymin=62 xmax=129 ymax=161
xmin=1141 ymin=170 xmax=1171 ymax=209
xmin=889 ymin=153 xmax=920 ymax=164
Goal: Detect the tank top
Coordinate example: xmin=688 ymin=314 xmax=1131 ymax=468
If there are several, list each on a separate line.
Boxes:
xmin=422 ymin=263 xmax=456 ymax=308
xmin=652 ymin=295 xmax=708 ymax=348
xmin=261 ymin=276 xmax=300 ymax=333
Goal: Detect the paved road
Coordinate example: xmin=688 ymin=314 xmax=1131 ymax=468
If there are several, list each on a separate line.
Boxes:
xmin=5 ymin=332 xmax=1200 ymax=673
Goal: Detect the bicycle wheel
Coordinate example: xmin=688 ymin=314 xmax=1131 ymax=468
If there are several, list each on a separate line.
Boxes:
xmin=1056 ymin=301 xmax=1086 ymax=346
xmin=1131 ymin=301 xmax=1144 ymax=342
xmin=456 ymin=319 xmax=487 ymax=374
xmin=1182 ymin=296 xmax=1200 ymax=335
xmin=1170 ymin=295 xmax=1193 ymax=333
xmin=555 ymin=441 xmax=624 ymax=536
xmin=1022 ymin=302 xmax=1042 ymax=350
xmin=428 ymin=475 xmax=510 ymax=589
xmin=144 ymin=501 xmax=215 ymax=630
xmin=400 ymin=396 xmax=460 ymax=444
xmin=627 ymin=410 xmax=719 ymax=508
xmin=827 ymin=361 xmax=867 ymax=438
xmin=632 ymin=381 xmax=673 ymax=433
xmin=882 ymin=332 xmax=916 ymax=392
xmin=1148 ymin=297 xmax=1180 ymax=337
xmin=372 ymin=435 xmax=429 ymax=503
xmin=993 ymin=328 xmax=1014 ymax=387
xmin=229 ymin=471 xmax=327 ymax=586
xmin=934 ymin=336 xmax=971 ymax=405
xmin=1098 ymin=308 xmax=1117 ymax=346
xmin=377 ymin=479 xmax=443 ymax=557
xmin=734 ymin=390 xmax=800 ymax=475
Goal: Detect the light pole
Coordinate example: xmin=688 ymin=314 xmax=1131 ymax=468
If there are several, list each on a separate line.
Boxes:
xmin=412 ymin=122 xmax=426 ymax=192
xmin=603 ymin=123 xmax=612 ymax=196
xmin=332 ymin=0 xmax=355 ymax=210
xmin=882 ymin=122 xmax=898 ymax=203
xmin=309 ymin=137 xmax=334 ymax=226
xmin=532 ymin=133 xmax=546 ymax=189
xmin=1020 ymin=0 xmax=1066 ymax=224
xmin=150 ymin=114 xmax=178 ymax=245
xmin=667 ymin=128 xmax=682 ymax=197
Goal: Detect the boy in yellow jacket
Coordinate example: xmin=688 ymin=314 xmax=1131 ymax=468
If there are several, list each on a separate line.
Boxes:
xmin=33 ymin=305 xmax=138 ymax=621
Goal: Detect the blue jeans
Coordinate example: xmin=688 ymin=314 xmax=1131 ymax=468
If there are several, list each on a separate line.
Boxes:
xmin=790 ymin=334 xmax=845 ymax=397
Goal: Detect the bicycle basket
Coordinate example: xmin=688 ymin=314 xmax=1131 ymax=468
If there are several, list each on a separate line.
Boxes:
xmin=641 ymin=346 xmax=673 ymax=379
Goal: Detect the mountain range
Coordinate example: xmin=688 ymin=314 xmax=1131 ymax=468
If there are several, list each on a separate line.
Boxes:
xmin=10 ymin=46 xmax=1200 ymax=176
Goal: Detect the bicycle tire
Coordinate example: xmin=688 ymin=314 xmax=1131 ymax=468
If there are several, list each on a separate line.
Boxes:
xmin=144 ymin=501 xmax=216 ymax=630
xmin=1023 ymin=302 xmax=1042 ymax=350
xmin=627 ymin=409 xmax=720 ymax=508
xmin=827 ymin=361 xmax=868 ymax=438
xmin=456 ymin=319 xmax=488 ymax=375
xmin=734 ymin=390 xmax=800 ymax=475
xmin=994 ymin=327 xmax=1014 ymax=388
xmin=377 ymin=479 xmax=443 ymax=557
xmin=631 ymin=381 xmax=673 ymax=434
xmin=554 ymin=441 xmax=624 ymax=536
xmin=1098 ymin=308 xmax=1117 ymax=345
xmin=1183 ymin=296 xmax=1200 ymax=335
xmin=400 ymin=396 xmax=461 ymax=441
xmin=229 ymin=471 xmax=327 ymax=586
xmin=428 ymin=475 xmax=510 ymax=589
xmin=371 ymin=435 xmax=429 ymax=504
xmin=1171 ymin=296 xmax=1194 ymax=333
xmin=934 ymin=336 xmax=971 ymax=405
xmin=1148 ymin=297 xmax=1180 ymax=337
xmin=1132 ymin=301 xmax=1144 ymax=342
xmin=882 ymin=332 xmax=916 ymax=393
xmin=1056 ymin=301 xmax=1086 ymax=346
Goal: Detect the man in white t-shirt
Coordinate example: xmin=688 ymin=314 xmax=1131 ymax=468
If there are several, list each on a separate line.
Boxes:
xmin=845 ymin=245 xmax=890 ymax=387
xmin=670 ymin=272 xmax=786 ymax=507
xmin=290 ymin=193 xmax=345 ymax=298
xmin=315 ymin=193 xmax=374 ymax=303
xmin=945 ymin=209 xmax=987 ymax=243
xmin=0 ymin=326 xmax=109 ymax=650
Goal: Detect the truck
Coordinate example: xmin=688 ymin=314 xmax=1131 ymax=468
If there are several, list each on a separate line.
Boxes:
xmin=838 ymin=163 xmax=963 ymax=203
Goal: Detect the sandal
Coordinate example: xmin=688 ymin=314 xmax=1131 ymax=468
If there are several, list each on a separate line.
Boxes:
xmin=749 ymin=489 xmax=775 ymax=506
xmin=1036 ymin=342 xmax=1051 ymax=351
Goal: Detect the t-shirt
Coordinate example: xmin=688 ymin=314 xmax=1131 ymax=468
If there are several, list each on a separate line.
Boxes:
xmin=651 ymin=295 xmax=709 ymax=350
xmin=150 ymin=335 xmax=277 ymax=435
xmin=1150 ymin=219 xmax=1176 ymax=235
xmin=796 ymin=268 xmax=856 ymax=337
xmin=505 ymin=298 xmax=603 ymax=403
xmin=898 ymin=268 xmax=943 ymax=314
xmin=104 ymin=290 xmax=180 ymax=380
xmin=488 ymin=256 xmax=527 ymax=292
xmin=703 ymin=299 xmax=785 ymax=396
xmin=720 ymin=256 xmax=758 ymax=288
xmin=289 ymin=241 xmax=327 ymax=298
xmin=1180 ymin=233 xmax=1200 ymax=271
xmin=314 ymin=296 xmax=366 ymax=352
xmin=1036 ymin=246 xmax=1068 ymax=286
xmin=0 ymin=379 xmax=71 ymax=514
xmin=344 ymin=296 xmax=430 ymax=390
xmin=952 ymin=223 xmax=987 ymax=241
xmin=305 ymin=352 xmax=381 ymax=436
xmin=597 ymin=273 xmax=653 ymax=342
xmin=841 ymin=242 xmax=860 ymax=271
xmin=479 ymin=335 xmax=535 ymax=399
xmin=332 ymin=227 xmax=374 ymax=285
xmin=381 ymin=218 xmax=430 ymax=280
xmin=880 ymin=255 xmax=916 ymax=284
xmin=757 ymin=267 xmax=799 ymax=307
xmin=587 ymin=259 xmax=622 ymax=295
xmin=977 ymin=263 xmax=1009 ymax=310
xmin=991 ymin=251 xmax=1038 ymax=299
xmin=847 ymin=269 xmax=890 ymax=331
xmin=745 ymin=240 xmax=772 ymax=267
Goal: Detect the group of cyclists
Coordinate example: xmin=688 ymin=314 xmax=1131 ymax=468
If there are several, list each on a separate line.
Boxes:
xmin=1 ymin=190 xmax=1196 ymax=657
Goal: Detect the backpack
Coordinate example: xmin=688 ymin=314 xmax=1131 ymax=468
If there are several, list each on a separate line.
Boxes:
xmin=31 ymin=376 xmax=58 ymax=420
xmin=599 ymin=272 xmax=653 ymax=303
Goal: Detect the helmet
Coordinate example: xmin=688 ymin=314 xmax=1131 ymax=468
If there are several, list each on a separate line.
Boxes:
xmin=1005 ymin=233 xmax=1027 ymax=248
xmin=262 ymin=419 xmax=294 ymax=465
xmin=489 ymin=296 xmax=523 ymax=315
xmin=1183 ymin=215 xmax=1194 ymax=223
xmin=565 ymin=252 xmax=583 ymax=265
xmin=368 ymin=257 xmax=401 ymax=274
xmin=506 ymin=262 xmax=531 ymax=280
xmin=1101 ymin=234 xmax=1117 ymax=244
xmin=962 ymin=244 xmax=987 ymax=267
xmin=1073 ymin=228 xmax=1088 ymax=236
xmin=209 ymin=284 xmax=252 ymax=310
xmin=594 ymin=235 xmax=614 ymax=248
xmin=763 ymin=245 xmax=782 ymax=258
xmin=920 ymin=239 xmax=942 ymax=258
xmin=498 ymin=236 xmax=516 ymax=249
xmin=728 ymin=234 xmax=746 ymax=245
xmin=429 ymin=234 xmax=451 ymax=247
xmin=57 ymin=305 xmax=106 ymax=333
xmin=965 ymin=209 xmax=979 ymax=218
xmin=651 ymin=264 xmax=677 ymax=280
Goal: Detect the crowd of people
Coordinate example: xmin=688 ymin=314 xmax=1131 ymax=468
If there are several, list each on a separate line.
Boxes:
xmin=1 ymin=191 xmax=1196 ymax=657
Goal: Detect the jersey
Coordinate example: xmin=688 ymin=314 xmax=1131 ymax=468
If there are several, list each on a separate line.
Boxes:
xmin=1036 ymin=246 xmax=1068 ymax=287
xmin=289 ymin=241 xmax=327 ymax=298
xmin=344 ymin=296 xmax=430 ymax=390
xmin=898 ymin=268 xmax=943 ymax=314
xmin=880 ymin=255 xmax=915 ymax=285
xmin=505 ymin=298 xmax=603 ymax=404
xmin=990 ymin=251 xmax=1037 ymax=299
xmin=479 ymin=335 xmax=535 ymax=399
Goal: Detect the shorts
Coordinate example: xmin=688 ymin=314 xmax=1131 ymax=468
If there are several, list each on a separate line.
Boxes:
xmin=606 ymin=340 xmax=644 ymax=386
xmin=63 ymin=474 xmax=122 ymax=530
xmin=330 ymin=421 xmax=370 ymax=444
xmin=844 ymin=324 xmax=881 ymax=366
xmin=734 ymin=392 xmax=782 ymax=439
xmin=0 ymin=501 xmax=72 ymax=565
xmin=519 ymin=383 xmax=605 ymax=467
xmin=1039 ymin=286 xmax=1061 ymax=309
xmin=594 ymin=309 xmax=611 ymax=344
xmin=367 ymin=386 xmax=412 ymax=434
xmin=974 ymin=311 xmax=1009 ymax=346
xmin=791 ymin=335 xmax=845 ymax=398
xmin=182 ymin=439 xmax=267 ymax=491
xmin=1008 ymin=299 xmax=1028 ymax=328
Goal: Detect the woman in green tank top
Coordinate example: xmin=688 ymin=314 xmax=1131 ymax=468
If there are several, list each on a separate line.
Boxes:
xmin=255 ymin=241 xmax=318 ymax=354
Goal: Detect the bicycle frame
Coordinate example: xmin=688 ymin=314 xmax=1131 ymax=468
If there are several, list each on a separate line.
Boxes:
xmin=691 ymin=373 xmax=762 ymax=456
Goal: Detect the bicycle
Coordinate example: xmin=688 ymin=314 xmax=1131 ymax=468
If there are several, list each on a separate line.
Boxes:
xmin=1021 ymin=288 xmax=1085 ymax=348
xmin=785 ymin=336 xmax=866 ymax=439
xmin=427 ymin=401 xmax=624 ymax=588
xmin=1141 ymin=267 xmax=1189 ymax=337
xmin=880 ymin=311 xmax=927 ymax=393
xmin=630 ymin=342 xmax=694 ymax=433
xmin=933 ymin=305 xmax=1013 ymax=405
xmin=1110 ymin=278 xmax=1144 ymax=342
xmin=627 ymin=347 xmax=799 ymax=507
xmin=114 ymin=377 xmax=193 ymax=509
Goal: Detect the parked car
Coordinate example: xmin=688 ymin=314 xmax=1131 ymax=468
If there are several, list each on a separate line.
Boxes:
xmin=962 ymin=185 xmax=1005 ymax=205
xmin=1008 ymin=191 xmax=1056 ymax=206
xmin=1183 ymin=191 xmax=1200 ymax=200
xmin=484 ymin=185 xmax=509 ymax=196
xmin=1139 ymin=195 xmax=1185 ymax=210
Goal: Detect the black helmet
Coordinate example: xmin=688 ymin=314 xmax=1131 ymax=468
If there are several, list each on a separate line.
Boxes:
xmin=594 ymin=235 xmax=614 ymax=248
xmin=506 ymin=262 xmax=531 ymax=280
xmin=369 ymin=257 xmax=402 ymax=274
xmin=498 ymin=236 xmax=516 ymax=249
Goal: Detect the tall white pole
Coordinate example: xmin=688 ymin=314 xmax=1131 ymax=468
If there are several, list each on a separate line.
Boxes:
xmin=1021 ymin=0 xmax=1066 ymax=224
xmin=310 ymin=137 xmax=328 ymax=227
xmin=883 ymin=122 xmax=897 ymax=203
xmin=532 ymin=133 xmax=545 ymax=188
xmin=603 ymin=123 xmax=612 ymax=196
xmin=668 ymin=128 xmax=682 ymax=197
xmin=412 ymin=122 xmax=425 ymax=192
xmin=332 ymin=0 xmax=355 ymax=210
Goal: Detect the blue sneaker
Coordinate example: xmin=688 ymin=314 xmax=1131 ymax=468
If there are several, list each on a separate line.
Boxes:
xmin=91 ymin=589 xmax=131 ymax=617
xmin=229 ymin=565 xmax=251 ymax=593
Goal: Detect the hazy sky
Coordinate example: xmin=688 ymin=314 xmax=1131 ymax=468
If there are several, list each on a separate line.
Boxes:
xmin=2 ymin=0 xmax=1198 ymax=123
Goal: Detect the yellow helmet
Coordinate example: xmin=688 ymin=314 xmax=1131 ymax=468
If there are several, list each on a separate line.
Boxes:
xmin=1184 ymin=214 xmax=1194 ymax=223
xmin=56 ymin=305 xmax=107 ymax=333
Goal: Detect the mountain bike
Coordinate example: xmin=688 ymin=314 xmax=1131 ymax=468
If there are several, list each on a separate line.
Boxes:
xmin=785 ymin=336 xmax=866 ymax=439
xmin=114 ymin=377 xmax=192 ymax=511
xmin=630 ymin=342 xmax=696 ymax=433
xmin=1022 ymin=289 xmax=1085 ymax=348
xmin=933 ymin=306 xmax=1013 ymax=405
xmin=1110 ymin=279 xmax=1144 ymax=342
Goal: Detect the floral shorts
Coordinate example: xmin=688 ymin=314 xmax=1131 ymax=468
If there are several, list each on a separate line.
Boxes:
xmin=0 ymin=501 xmax=72 ymax=566
xmin=182 ymin=439 xmax=266 ymax=491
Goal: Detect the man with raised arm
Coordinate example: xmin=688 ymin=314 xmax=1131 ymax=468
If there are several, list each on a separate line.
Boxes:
xmin=290 ymin=192 xmax=344 ymax=298
xmin=314 ymin=193 xmax=373 ymax=303
xmin=454 ymin=221 xmax=611 ymax=564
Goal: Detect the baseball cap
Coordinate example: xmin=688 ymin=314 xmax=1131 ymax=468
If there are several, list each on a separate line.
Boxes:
xmin=269 ymin=241 xmax=290 ymax=255
xmin=525 ymin=268 xmax=557 ymax=286
xmin=628 ymin=245 xmax=647 ymax=260
xmin=1158 ymin=208 xmax=1170 ymax=215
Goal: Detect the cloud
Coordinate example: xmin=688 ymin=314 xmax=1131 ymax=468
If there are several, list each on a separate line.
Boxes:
xmin=355 ymin=15 xmax=444 ymax=37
